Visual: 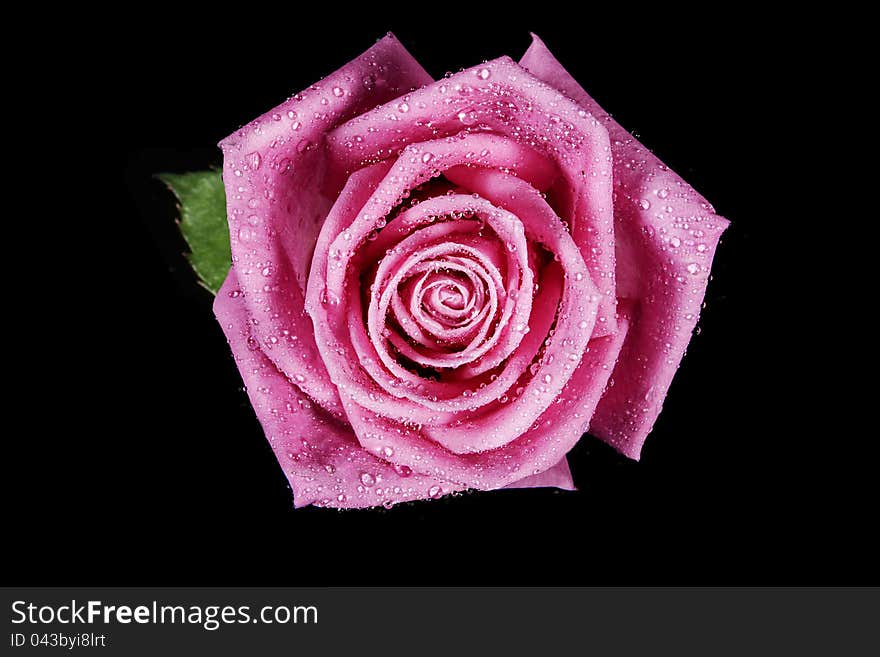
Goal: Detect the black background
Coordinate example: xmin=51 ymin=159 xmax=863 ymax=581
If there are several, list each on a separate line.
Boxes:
xmin=8 ymin=8 xmax=870 ymax=584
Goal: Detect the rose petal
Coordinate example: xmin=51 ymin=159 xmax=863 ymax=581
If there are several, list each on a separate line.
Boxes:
xmin=503 ymin=457 xmax=576 ymax=491
xmin=214 ymin=271 xmax=463 ymax=509
xmin=340 ymin=307 xmax=630 ymax=490
xmin=219 ymin=34 xmax=432 ymax=416
xmin=521 ymin=34 xmax=730 ymax=458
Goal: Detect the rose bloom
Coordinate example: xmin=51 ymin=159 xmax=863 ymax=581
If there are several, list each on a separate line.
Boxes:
xmin=213 ymin=33 xmax=728 ymax=508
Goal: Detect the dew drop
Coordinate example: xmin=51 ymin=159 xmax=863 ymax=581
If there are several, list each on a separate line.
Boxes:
xmin=332 ymin=86 xmax=345 ymax=97
xmin=686 ymin=263 xmax=700 ymax=274
xmin=457 ymin=110 xmax=477 ymax=125
xmin=639 ymin=199 xmax=651 ymax=210
xmin=361 ymin=472 xmax=376 ymax=486
xmin=477 ymin=67 xmax=491 ymax=80
xmin=428 ymin=485 xmax=443 ymax=499
xmin=397 ymin=101 xmax=410 ymax=113
xmin=245 ymin=151 xmax=261 ymax=170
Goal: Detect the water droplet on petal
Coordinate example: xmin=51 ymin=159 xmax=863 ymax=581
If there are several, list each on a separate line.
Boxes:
xmin=361 ymin=472 xmax=376 ymax=486
xmin=332 ymin=86 xmax=345 ymax=97
xmin=477 ymin=67 xmax=491 ymax=80
xmin=457 ymin=110 xmax=477 ymax=125
xmin=428 ymin=485 xmax=442 ymax=499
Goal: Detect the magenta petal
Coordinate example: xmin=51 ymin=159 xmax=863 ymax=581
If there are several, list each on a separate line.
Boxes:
xmin=503 ymin=458 xmax=575 ymax=491
xmin=218 ymin=34 xmax=432 ymax=418
xmin=214 ymin=271 xmax=463 ymax=509
xmin=340 ymin=309 xmax=630 ymax=490
xmin=521 ymin=34 xmax=730 ymax=459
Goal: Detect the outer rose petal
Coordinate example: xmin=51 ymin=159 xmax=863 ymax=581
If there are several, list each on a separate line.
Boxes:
xmin=503 ymin=458 xmax=576 ymax=491
xmin=520 ymin=35 xmax=731 ymax=459
xmin=214 ymin=271 xmax=463 ymax=509
xmin=218 ymin=34 xmax=433 ymax=418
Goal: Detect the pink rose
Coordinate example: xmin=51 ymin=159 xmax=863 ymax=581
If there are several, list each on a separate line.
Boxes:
xmin=214 ymin=33 xmax=729 ymax=508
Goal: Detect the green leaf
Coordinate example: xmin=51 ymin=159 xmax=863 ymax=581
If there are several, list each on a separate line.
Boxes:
xmin=158 ymin=170 xmax=230 ymax=295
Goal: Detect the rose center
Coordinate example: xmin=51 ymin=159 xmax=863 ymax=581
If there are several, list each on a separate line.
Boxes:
xmin=437 ymin=285 xmax=465 ymax=310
